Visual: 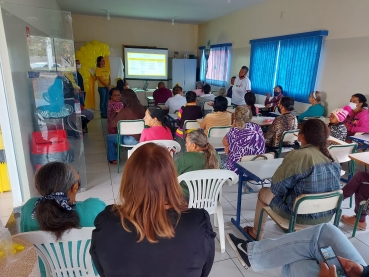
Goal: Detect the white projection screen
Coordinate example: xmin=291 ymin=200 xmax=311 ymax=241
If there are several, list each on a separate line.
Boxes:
xmin=123 ymin=47 xmax=168 ymax=80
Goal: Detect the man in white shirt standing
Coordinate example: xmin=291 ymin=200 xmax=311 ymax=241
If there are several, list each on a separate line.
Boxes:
xmin=231 ymin=66 xmax=251 ymax=106
xmin=165 ymin=86 xmax=187 ymax=114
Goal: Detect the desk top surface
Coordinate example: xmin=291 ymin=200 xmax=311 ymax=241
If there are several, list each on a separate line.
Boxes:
xmin=236 ymin=158 xmax=283 ymax=180
xmin=349 ymin=152 xmax=369 ymax=166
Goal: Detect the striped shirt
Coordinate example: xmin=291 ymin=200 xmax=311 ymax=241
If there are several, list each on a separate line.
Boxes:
xmin=175 ymin=104 xmax=203 ymax=138
xmin=270 ymin=145 xmax=341 ymax=223
xmin=200 ymin=112 xmax=232 ymax=136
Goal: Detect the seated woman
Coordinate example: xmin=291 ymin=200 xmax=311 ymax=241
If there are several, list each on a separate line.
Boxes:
xmin=107 ymin=89 xmax=145 ymax=164
xmin=264 ymin=97 xmax=298 ymax=153
xmin=227 ymin=223 xmax=367 ymax=276
xmin=344 ymin=93 xmax=369 ymax=136
xmin=116 ymin=79 xmax=129 ymax=94
xmin=328 ymin=108 xmax=348 ymax=143
xmin=200 ymin=96 xmax=232 ymax=136
xmin=264 ymin=85 xmax=283 ymax=109
xmin=221 ymin=106 xmax=265 ymax=172
xmin=244 ymin=92 xmax=259 ymax=116
xmin=107 ymin=88 xmax=124 ymax=134
xmin=90 ymin=143 xmax=216 ymax=277
xmin=141 ymin=106 xmax=174 ymax=142
xmin=297 ymin=91 xmax=325 ymax=122
xmin=175 ymin=91 xmax=203 ymax=138
xmin=244 ymin=119 xmax=341 ymax=240
xmin=175 ymin=130 xmax=220 ymax=197
xmin=341 ymin=171 xmax=369 ymax=231
xmin=21 ymin=162 xmax=106 ymax=277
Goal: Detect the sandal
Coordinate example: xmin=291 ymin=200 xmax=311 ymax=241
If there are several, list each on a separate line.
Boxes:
xmin=109 ymin=160 xmax=118 ymax=164
xmin=243 ymin=226 xmax=258 ymax=240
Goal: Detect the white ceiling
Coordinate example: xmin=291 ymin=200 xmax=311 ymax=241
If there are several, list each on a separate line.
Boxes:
xmin=56 ymin=0 xmax=267 ymax=24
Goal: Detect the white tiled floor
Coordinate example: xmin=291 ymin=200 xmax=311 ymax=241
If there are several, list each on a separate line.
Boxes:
xmin=78 ymin=112 xmax=369 ymax=276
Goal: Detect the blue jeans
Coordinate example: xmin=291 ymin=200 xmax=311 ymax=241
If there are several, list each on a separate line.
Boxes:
xmin=98 ymin=87 xmax=109 ymax=117
xmin=247 ymin=223 xmax=366 ymax=276
xmin=106 ymin=134 xmax=138 ymax=161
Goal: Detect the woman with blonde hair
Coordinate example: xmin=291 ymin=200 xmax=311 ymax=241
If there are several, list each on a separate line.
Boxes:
xmin=297 ymin=91 xmax=325 ymax=122
xmin=221 ymin=106 xmax=265 ymax=172
xmin=175 ymin=130 xmax=220 ymax=197
xmin=90 ymin=143 xmax=216 ymax=277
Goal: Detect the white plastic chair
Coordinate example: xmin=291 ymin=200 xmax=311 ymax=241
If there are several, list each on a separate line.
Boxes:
xmin=117 ymin=119 xmax=145 ymax=172
xmin=13 ymin=228 xmax=95 ymax=277
xmin=178 ymin=169 xmax=238 ymax=253
xmin=127 ymin=140 xmax=181 ymax=159
xmin=207 ymin=126 xmax=231 ymax=138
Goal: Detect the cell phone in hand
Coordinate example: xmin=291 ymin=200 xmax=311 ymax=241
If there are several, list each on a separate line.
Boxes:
xmin=319 ymin=246 xmax=347 ymax=277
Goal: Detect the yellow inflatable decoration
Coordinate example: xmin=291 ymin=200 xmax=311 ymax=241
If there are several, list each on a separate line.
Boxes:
xmin=76 ymin=40 xmax=111 ymax=109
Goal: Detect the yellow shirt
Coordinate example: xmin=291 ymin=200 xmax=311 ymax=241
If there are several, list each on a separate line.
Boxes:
xmin=200 ymin=112 xmax=232 ymax=136
xmin=96 ymin=67 xmax=110 ymax=87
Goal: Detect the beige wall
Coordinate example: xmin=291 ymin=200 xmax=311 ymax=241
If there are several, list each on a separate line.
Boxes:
xmin=72 ymin=14 xmax=198 ymax=88
xmin=198 ymin=0 xmax=369 ymax=113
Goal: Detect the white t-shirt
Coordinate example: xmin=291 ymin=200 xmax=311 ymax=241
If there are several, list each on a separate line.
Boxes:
xmin=231 ymin=76 xmax=251 ymax=105
xmin=165 ymin=94 xmax=187 ymax=114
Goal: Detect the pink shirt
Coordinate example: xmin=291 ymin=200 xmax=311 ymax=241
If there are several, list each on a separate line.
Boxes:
xmin=140 ymin=126 xmax=173 ymax=142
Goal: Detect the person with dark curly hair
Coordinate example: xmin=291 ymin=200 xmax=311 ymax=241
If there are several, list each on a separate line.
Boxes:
xmin=244 ymin=119 xmax=341 ymax=240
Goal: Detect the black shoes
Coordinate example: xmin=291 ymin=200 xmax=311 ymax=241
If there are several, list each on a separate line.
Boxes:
xmin=226 ymin=233 xmax=251 ymax=269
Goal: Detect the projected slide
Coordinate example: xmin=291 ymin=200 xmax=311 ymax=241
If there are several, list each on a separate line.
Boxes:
xmin=127 ymin=52 xmax=166 ymax=77
xmin=124 ymin=47 xmax=168 ymax=80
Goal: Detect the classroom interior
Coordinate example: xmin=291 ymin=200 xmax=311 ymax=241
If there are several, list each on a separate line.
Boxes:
xmin=0 ymin=0 xmax=368 ymax=276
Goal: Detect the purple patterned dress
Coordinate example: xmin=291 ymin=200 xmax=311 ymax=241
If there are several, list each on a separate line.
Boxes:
xmin=221 ymin=122 xmax=265 ymax=173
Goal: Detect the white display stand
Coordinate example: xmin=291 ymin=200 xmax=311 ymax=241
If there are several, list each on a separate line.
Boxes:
xmin=172 ymin=59 xmax=196 ymax=92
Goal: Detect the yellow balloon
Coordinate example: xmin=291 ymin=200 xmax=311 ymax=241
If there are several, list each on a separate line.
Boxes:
xmin=76 ymin=51 xmax=83 ymax=59
xmin=93 ymin=45 xmax=100 ymax=52
xmin=85 ymin=42 xmax=92 ymax=46
xmin=105 ymin=50 xmax=111 ymax=56
xmin=80 ymin=46 xmax=87 ymax=52
xmin=92 ymin=40 xmax=99 ymax=45
xmin=104 ymin=44 xmax=109 ymax=50
xmin=86 ymin=44 xmax=93 ymax=50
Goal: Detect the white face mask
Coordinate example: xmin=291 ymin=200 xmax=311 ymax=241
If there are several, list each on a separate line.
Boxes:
xmin=77 ymin=64 xmax=81 ymax=69
xmin=126 ymin=85 xmax=129 ymax=89
xmin=348 ymin=102 xmax=357 ymax=110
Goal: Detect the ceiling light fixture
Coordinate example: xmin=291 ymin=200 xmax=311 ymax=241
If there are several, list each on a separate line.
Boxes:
xmin=172 ymin=19 xmax=175 ymax=26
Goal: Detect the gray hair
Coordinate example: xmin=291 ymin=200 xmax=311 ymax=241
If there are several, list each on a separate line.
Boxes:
xmin=311 ymin=91 xmax=324 ymax=106
xmin=218 ymin=87 xmax=227 ymax=97
xmin=187 ymin=130 xmax=219 ymax=169
xmin=196 ymin=81 xmax=204 ymax=89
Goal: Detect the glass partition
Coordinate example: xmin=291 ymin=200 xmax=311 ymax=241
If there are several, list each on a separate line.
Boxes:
xmin=0 ymin=2 xmax=87 ymax=204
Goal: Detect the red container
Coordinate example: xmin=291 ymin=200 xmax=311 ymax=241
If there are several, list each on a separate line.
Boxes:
xmin=32 ymin=130 xmax=69 ymax=154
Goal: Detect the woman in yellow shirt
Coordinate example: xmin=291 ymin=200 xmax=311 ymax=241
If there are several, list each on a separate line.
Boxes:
xmin=96 ymin=56 xmax=111 ymax=118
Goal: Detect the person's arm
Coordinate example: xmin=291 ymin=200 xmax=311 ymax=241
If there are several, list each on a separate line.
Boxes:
xmin=200 ymin=115 xmax=208 ymax=130
xmin=222 ymin=135 xmax=229 ymax=155
xmin=139 ymin=129 xmax=147 ymax=142
xmin=165 ymin=98 xmax=170 ymax=108
xmin=90 ymin=211 xmax=107 ymax=277
xmin=174 ymin=155 xmax=185 ymax=175
xmin=348 ymin=113 xmax=369 ymax=134
xmin=200 ymin=210 xmax=216 ymax=277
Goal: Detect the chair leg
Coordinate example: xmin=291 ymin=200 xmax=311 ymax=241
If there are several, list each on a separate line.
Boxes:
xmin=349 ymin=196 xmax=353 ymax=209
xmin=214 ymin=211 xmax=218 ymax=228
xmin=117 ymin=145 xmax=120 ymax=173
xmin=352 ymin=205 xmax=364 ymax=237
xmin=256 ymin=209 xmax=265 ymax=241
xmin=216 ymin=204 xmax=225 ymax=253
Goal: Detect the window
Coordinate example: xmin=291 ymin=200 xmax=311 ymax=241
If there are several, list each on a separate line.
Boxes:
xmin=199 ymin=43 xmax=232 ymax=87
xmin=249 ymin=31 xmax=328 ymax=103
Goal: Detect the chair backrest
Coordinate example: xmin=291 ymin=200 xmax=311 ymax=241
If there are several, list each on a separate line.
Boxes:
xmin=281 ymin=129 xmax=299 ymax=143
xmin=203 ymin=102 xmax=214 ymax=111
xmin=328 ymin=143 xmax=357 ymax=164
xmin=208 ymin=126 xmax=231 ymax=138
xmin=13 ymin=228 xmax=95 ymax=277
xmin=127 ymin=140 xmax=181 ymax=159
xmin=293 ymin=190 xmax=343 ymax=215
xmin=178 ymin=169 xmax=238 ymax=214
xmin=184 ymin=120 xmax=200 ymax=131
xmin=118 ymin=119 xmax=145 ymax=135
xmin=241 ymin=153 xmax=275 ymax=162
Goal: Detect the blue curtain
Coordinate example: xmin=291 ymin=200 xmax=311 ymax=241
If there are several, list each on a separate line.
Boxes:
xmin=275 ymin=36 xmax=323 ymax=103
xmin=249 ymin=41 xmax=279 ymax=95
xmin=199 ymin=49 xmax=206 ymax=82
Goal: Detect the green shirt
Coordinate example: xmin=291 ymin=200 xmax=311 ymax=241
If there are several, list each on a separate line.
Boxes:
xmin=175 ymin=152 xmax=220 ymax=197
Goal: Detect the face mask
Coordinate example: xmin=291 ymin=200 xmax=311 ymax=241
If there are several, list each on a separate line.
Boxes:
xmin=274 ymin=91 xmax=280 ymax=97
xmin=126 ymin=85 xmax=129 ymax=89
xmin=77 ymin=64 xmax=81 ymax=69
xmin=348 ymin=102 xmax=357 ymax=110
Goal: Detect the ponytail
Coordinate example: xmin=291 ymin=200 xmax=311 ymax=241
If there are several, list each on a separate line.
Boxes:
xmin=203 ymin=143 xmax=220 ymax=169
xmin=161 ymin=115 xmax=176 ymax=134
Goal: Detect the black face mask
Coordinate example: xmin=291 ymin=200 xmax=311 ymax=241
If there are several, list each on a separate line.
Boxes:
xmin=274 ymin=91 xmax=280 ymax=97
